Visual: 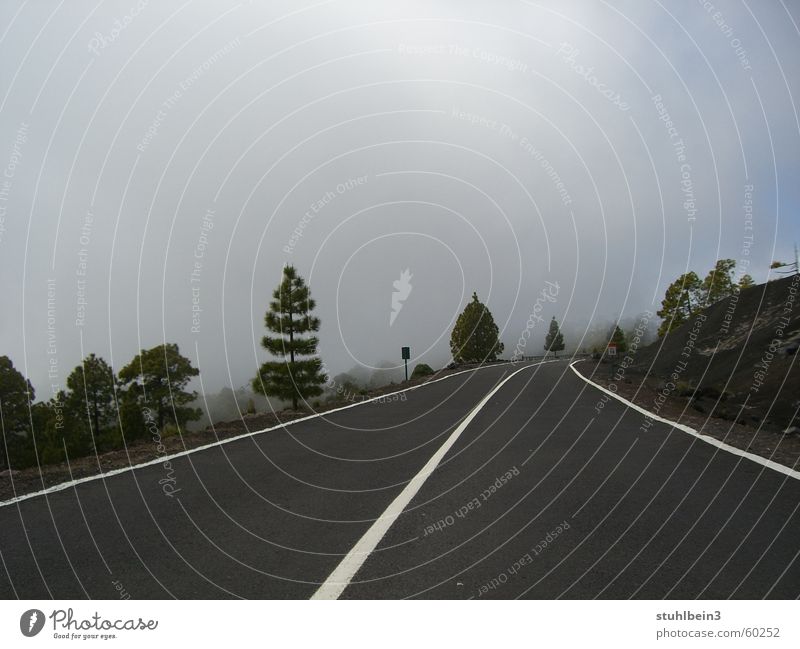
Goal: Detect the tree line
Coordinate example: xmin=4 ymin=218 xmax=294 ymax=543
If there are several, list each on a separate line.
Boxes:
xmin=448 ymin=291 xmax=566 ymax=362
xmin=656 ymin=259 xmax=753 ymax=337
xmin=239 ymin=259 xmax=772 ymax=418
xmin=249 ymin=269 xmax=526 ymax=413
xmin=2 ymin=258 xmax=761 ymax=472
xmin=0 ymin=345 xmax=200 ymax=471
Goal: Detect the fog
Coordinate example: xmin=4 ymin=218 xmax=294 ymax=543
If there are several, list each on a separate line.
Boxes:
xmin=1 ymin=0 xmax=798 ymax=404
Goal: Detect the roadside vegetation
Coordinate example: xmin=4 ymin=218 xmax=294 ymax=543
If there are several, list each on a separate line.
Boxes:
xmin=2 ymin=258 xmax=794 ymax=477
xmin=450 ymin=292 xmax=504 ymax=362
xmin=0 ymin=344 xmax=200 ymax=471
xmin=656 ymin=259 xmax=755 ymax=336
xmin=252 ymin=264 xmax=327 ymax=411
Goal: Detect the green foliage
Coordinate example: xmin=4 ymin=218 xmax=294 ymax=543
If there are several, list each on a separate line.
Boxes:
xmin=609 ymin=325 xmax=627 ymax=353
xmin=450 ymin=292 xmax=505 ymax=363
xmin=701 ymin=259 xmax=737 ymax=305
xmin=119 ymin=343 xmax=201 ymax=435
xmin=96 ymin=422 xmax=124 ymax=451
xmin=411 ymin=363 xmax=434 ymax=379
xmin=117 ymin=390 xmax=147 ymax=442
xmin=2 ymin=345 xmax=200 ymax=469
xmin=0 ymin=356 xmax=35 ymax=469
xmin=544 ymin=317 xmax=565 ymax=357
xmin=65 ymin=354 xmax=117 ymax=443
xmin=658 ymin=260 xmax=753 ymax=336
xmin=252 ymin=265 xmax=327 ymax=410
xmin=39 ymin=390 xmax=93 ymax=463
xmin=657 ymin=271 xmax=702 ymax=336
xmin=738 ymin=274 xmax=755 ymax=290
xmin=0 ymin=355 xmax=34 ymax=434
xmin=161 ymin=423 xmax=180 ymax=439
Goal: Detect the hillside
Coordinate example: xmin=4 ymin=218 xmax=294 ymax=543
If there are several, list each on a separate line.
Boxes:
xmin=629 ymin=274 xmax=799 ymax=433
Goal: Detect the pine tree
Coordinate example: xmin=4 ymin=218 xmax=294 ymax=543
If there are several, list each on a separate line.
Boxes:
xmin=252 ymin=265 xmax=327 ymax=410
xmin=657 ymin=271 xmax=702 ymax=336
xmin=65 ymin=354 xmax=117 ymax=441
xmin=0 ymin=356 xmax=35 ymax=469
xmin=119 ymin=344 xmax=200 ymax=433
xmin=544 ymin=317 xmax=565 ymax=357
xmin=738 ymin=274 xmax=755 ymax=290
xmin=40 ymin=389 xmax=92 ymax=464
xmin=450 ymin=292 xmax=505 ymax=363
xmin=701 ymin=259 xmax=737 ymax=305
xmin=609 ymin=325 xmax=627 ymax=353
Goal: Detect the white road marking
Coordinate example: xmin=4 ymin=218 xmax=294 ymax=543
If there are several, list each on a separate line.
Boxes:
xmin=0 ymin=362 xmax=522 ymax=509
xmin=312 ymin=362 xmax=544 ymax=600
xmin=569 ymin=360 xmax=800 ymax=481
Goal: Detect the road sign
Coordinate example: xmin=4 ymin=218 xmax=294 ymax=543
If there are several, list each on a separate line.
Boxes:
xmin=401 ymin=346 xmax=410 ymax=381
xmin=607 ymin=342 xmax=617 ymax=356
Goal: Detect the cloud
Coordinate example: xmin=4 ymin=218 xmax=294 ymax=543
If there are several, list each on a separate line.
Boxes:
xmin=0 ymin=0 xmax=797 ymax=394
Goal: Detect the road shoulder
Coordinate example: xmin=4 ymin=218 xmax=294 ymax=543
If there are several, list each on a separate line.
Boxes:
xmin=571 ymin=360 xmax=800 ymax=478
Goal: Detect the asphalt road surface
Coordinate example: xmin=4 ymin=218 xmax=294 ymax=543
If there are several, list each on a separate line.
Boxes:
xmin=1 ymin=360 xmax=798 ymax=599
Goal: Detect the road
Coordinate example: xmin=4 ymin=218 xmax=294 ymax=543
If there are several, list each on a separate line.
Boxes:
xmin=1 ymin=360 xmax=798 ymax=599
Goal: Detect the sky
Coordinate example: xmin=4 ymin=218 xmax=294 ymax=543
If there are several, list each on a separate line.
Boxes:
xmin=1 ymin=0 xmax=799 ymax=399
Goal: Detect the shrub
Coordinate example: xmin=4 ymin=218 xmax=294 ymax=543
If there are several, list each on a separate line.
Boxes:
xmin=411 ymin=363 xmax=434 ymax=379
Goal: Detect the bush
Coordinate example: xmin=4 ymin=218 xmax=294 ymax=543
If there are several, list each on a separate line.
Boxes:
xmin=161 ymin=423 xmax=181 ymax=439
xmin=97 ymin=428 xmax=123 ymax=452
xmin=411 ymin=363 xmax=434 ymax=379
xmin=4 ymin=433 xmax=37 ymax=470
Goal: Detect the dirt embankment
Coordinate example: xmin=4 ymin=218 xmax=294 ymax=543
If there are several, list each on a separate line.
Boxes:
xmin=577 ymin=274 xmax=800 ymax=469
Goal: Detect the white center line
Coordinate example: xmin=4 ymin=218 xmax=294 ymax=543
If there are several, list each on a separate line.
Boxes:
xmin=311 ymin=361 xmax=544 ymax=600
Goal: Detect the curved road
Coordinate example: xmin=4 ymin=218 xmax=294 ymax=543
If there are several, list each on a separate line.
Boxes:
xmin=1 ymin=360 xmax=798 ymax=599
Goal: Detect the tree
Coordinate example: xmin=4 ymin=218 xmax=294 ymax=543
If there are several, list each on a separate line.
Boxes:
xmin=450 ymin=292 xmax=505 ymax=363
xmin=701 ymin=259 xmax=737 ymax=305
xmin=738 ymin=274 xmax=755 ymax=290
xmin=609 ymin=325 xmax=627 ymax=353
xmin=252 ymin=265 xmax=327 ymax=411
xmin=119 ymin=344 xmax=200 ymax=434
xmin=0 ymin=356 xmax=35 ymax=469
xmin=657 ymin=271 xmax=702 ymax=336
xmin=117 ymin=388 xmax=147 ymax=442
xmin=65 ymin=354 xmax=117 ymax=442
xmin=544 ymin=317 xmax=565 ymax=357
xmin=39 ymin=390 xmax=92 ymax=464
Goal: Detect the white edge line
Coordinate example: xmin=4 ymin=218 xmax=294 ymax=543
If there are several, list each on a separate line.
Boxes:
xmin=311 ymin=362 xmax=543 ymax=600
xmin=0 ymin=362 xmax=526 ymax=509
xmin=569 ymin=360 xmax=800 ymax=481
